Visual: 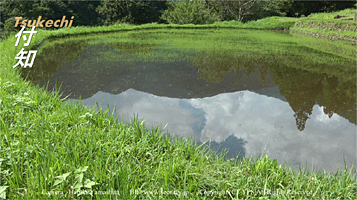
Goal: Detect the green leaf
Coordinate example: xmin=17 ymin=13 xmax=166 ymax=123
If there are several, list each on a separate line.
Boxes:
xmin=56 ymin=172 xmax=71 ymax=180
xmin=84 ymin=179 xmax=96 ymax=189
xmin=125 ymin=148 xmax=130 ymax=153
xmin=71 ymin=182 xmax=83 ymax=191
xmin=75 ymin=173 xmax=84 ymax=184
xmin=75 ymin=166 xmax=88 ymax=174
xmin=71 ymin=173 xmax=84 ymax=191
xmin=0 ymin=186 xmax=8 ymax=199
xmin=53 ymin=172 xmax=71 ymax=186
xmin=272 ymin=159 xmax=278 ymax=168
xmin=53 ymin=179 xmax=64 ymax=187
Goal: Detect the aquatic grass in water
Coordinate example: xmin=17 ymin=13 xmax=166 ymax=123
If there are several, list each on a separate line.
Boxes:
xmin=26 ymin=29 xmax=356 ymax=85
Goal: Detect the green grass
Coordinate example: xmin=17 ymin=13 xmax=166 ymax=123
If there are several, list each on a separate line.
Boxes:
xmin=1 ymin=18 xmax=356 ymax=199
xmin=307 ymin=8 xmax=356 ymax=20
xmin=289 ymin=8 xmax=357 ymax=45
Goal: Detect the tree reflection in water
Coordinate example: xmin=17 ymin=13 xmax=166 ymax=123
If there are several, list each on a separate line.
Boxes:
xmin=194 ymin=50 xmax=356 ymax=130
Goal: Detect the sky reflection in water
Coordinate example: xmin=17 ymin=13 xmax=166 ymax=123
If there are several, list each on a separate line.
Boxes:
xmin=23 ymin=29 xmax=356 ymax=172
xmin=79 ymin=88 xmax=356 ymax=172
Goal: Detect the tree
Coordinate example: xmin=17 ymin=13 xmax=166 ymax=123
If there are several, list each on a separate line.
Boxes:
xmin=282 ymin=1 xmax=356 ymax=17
xmin=205 ymin=0 xmax=287 ymax=22
xmin=0 ymin=0 xmax=65 ymax=37
xmin=161 ymin=0 xmax=287 ymax=24
xmin=97 ymin=0 xmax=167 ymax=25
xmin=161 ymin=0 xmax=219 ymax=24
xmin=66 ymin=0 xmax=101 ymax=26
xmin=0 ymin=0 xmax=100 ymax=38
xmin=211 ymin=0 xmax=257 ymax=22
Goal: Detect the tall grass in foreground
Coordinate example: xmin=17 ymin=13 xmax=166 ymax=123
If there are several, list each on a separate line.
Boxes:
xmin=0 ymin=22 xmax=356 ymax=199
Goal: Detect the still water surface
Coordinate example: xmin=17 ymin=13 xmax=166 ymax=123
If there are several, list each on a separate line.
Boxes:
xmin=22 ymin=29 xmax=356 ymax=172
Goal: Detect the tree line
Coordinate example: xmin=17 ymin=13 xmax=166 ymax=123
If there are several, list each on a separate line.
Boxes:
xmin=1 ymin=0 xmax=355 ymax=37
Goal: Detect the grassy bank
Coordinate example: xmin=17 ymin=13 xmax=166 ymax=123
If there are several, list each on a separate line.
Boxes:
xmin=290 ymin=8 xmax=357 ymax=45
xmin=1 ymin=22 xmax=356 ymax=199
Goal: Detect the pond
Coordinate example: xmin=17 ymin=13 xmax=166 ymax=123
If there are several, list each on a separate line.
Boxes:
xmin=22 ymin=29 xmax=356 ymax=172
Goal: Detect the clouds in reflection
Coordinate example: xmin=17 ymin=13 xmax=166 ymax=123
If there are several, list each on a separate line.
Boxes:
xmin=81 ymin=88 xmax=356 ymax=172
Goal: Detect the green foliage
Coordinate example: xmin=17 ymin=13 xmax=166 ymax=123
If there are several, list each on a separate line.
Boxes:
xmin=247 ymin=0 xmax=288 ymax=21
xmin=281 ymin=0 xmax=356 ymax=17
xmin=96 ymin=0 xmax=131 ymax=24
xmin=161 ymin=0 xmax=219 ymax=25
xmin=0 ymin=186 xmax=8 ymax=199
xmin=204 ymin=0 xmax=288 ymax=22
xmin=290 ymin=7 xmax=357 ymax=45
xmin=52 ymin=166 xmax=96 ymax=193
xmin=1 ymin=0 xmax=356 ymax=39
xmin=0 ymin=0 xmax=99 ymax=38
xmin=307 ymin=8 xmax=357 ymax=20
xmin=96 ymin=0 xmax=167 ymax=25
xmin=66 ymin=0 xmax=101 ymax=26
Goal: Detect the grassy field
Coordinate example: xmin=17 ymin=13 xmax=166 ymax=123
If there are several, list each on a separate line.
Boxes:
xmin=1 ymin=12 xmax=356 ymax=199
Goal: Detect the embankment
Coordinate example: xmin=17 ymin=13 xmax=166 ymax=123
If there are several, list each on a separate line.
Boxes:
xmin=290 ymin=9 xmax=357 ymax=45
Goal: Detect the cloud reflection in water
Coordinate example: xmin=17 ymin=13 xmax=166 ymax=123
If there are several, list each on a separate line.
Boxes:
xmin=80 ymin=88 xmax=356 ymax=172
